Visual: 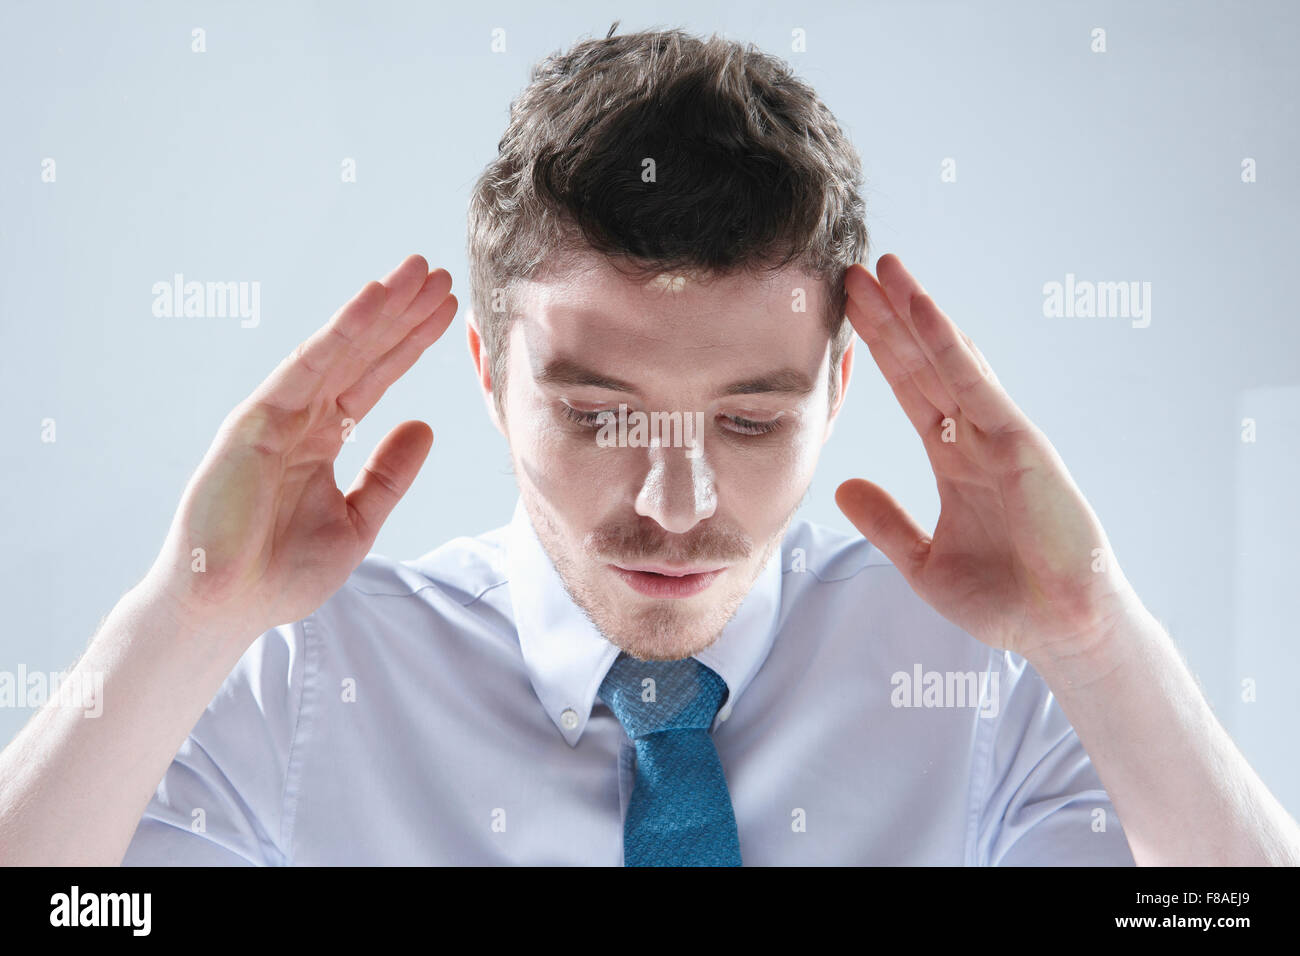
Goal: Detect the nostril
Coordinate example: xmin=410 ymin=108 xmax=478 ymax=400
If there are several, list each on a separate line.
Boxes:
xmin=633 ymin=439 xmax=716 ymax=529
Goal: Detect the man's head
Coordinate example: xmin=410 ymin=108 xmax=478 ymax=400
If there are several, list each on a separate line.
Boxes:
xmin=465 ymin=23 xmax=869 ymax=661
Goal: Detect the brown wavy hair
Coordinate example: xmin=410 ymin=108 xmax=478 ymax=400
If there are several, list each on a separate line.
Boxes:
xmin=466 ymin=21 xmax=869 ymax=418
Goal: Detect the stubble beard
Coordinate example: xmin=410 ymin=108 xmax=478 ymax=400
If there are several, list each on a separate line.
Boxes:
xmin=519 ymin=487 xmax=800 ymax=662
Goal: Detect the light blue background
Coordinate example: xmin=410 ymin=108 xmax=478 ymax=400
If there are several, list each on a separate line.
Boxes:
xmin=3 ymin=1 xmax=1299 ymax=819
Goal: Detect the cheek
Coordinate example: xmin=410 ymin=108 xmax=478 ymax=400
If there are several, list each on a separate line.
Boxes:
xmin=509 ymin=405 xmax=631 ymax=513
xmin=713 ymin=434 xmax=818 ymax=517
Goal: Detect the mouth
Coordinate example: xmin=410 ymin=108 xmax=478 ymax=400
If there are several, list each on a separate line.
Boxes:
xmin=609 ymin=563 xmax=726 ymax=599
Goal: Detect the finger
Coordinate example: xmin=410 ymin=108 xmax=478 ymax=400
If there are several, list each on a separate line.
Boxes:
xmin=834 ymin=478 xmax=931 ymax=579
xmin=397 ymin=267 xmax=454 ymax=332
xmin=249 ymin=254 xmax=434 ymax=412
xmin=876 ymin=255 xmax=1021 ymax=434
xmin=344 ymin=263 xmax=453 ymax=381
xmin=337 ymin=292 xmax=459 ymax=422
xmin=376 ymin=253 xmax=436 ymax=320
xmin=343 ymin=420 xmax=434 ymax=548
xmin=959 ymin=328 xmax=999 ymax=386
xmin=324 ymin=256 xmax=447 ymax=393
xmin=251 ymin=278 xmax=388 ymax=410
xmin=848 ymin=302 xmax=945 ymax=438
xmin=332 ymin=269 xmax=455 ymax=422
xmin=845 ymin=264 xmax=958 ymax=421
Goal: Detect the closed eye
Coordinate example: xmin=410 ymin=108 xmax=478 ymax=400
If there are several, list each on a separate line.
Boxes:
xmin=720 ymin=414 xmax=783 ymax=436
xmin=560 ymin=404 xmax=615 ymax=428
xmin=558 ymin=403 xmax=785 ymax=437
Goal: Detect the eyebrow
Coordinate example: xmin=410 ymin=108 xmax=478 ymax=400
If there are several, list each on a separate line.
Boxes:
xmin=535 ymin=357 xmax=816 ymax=397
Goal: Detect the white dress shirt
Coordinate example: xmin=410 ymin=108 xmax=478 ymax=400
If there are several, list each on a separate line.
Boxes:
xmin=121 ymin=497 xmax=1135 ymax=865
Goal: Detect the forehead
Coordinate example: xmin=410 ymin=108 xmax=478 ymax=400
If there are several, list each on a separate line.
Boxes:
xmin=512 ymin=253 xmax=830 ymax=366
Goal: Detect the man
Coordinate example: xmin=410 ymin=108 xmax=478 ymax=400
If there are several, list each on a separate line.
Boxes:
xmin=1 ymin=24 xmax=1297 ymax=866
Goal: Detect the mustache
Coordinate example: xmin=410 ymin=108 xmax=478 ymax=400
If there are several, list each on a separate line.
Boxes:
xmin=585 ymin=518 xmax=752 ymax=565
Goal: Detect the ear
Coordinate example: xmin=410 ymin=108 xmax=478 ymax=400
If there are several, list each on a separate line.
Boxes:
xmin=465 ymin=309 xmax=505 ymax=436
xmin=823 ymin=338 xmax=854 ymax=444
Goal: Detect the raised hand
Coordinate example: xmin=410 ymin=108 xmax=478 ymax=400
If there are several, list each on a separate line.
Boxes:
xmin=147 ymin=253 xmax=457 ymax=637
xmin=835 ymin=255 xmax=1142 ymax=660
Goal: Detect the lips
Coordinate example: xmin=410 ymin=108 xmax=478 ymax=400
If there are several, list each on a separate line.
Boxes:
xmin=610 ymin=563 xmax=724 ymax=598
xmin=615 ymin=562 xmax=723 ymax=576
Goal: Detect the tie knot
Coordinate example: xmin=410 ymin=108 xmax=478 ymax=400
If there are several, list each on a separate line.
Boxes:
xmin=598 ymin=653 xmax=728 ymax=739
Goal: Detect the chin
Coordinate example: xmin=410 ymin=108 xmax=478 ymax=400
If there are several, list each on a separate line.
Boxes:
xmin=576 ymin=569 xmax=752 ymax=661
xmin=598 ymin=605 xmax=727 ymax=661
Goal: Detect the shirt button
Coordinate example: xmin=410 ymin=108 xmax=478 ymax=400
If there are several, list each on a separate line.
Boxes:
xmin=717 ymin=705 xmax=732 ymax=722
xmin=560 ymin=708 xmax=579 ymax=730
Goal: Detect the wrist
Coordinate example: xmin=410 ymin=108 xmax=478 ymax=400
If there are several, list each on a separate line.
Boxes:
xmin=120 ymin=573 xmax=259 ymax=653
xmin=1024 ymin=590 xmax=1164 ymax=697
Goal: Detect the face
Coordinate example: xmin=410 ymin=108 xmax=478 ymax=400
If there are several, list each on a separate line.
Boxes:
xmin=470 ymin=250 xmax=852 ymax=661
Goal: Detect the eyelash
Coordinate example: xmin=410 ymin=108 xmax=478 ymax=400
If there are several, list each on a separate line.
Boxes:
xmin=560 ymin=406 xmax=610 ymax=428
xmin=725 ymin=415 xmax=784 ymax=436
xmin=559 ymin=405 xmax=784 ymax=437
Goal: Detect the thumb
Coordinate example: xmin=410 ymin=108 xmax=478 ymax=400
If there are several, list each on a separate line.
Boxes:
xmin=344 ymin=420 xmax=434 ymax=547
xmin=834 ymin=478 xmax=931 ymax=579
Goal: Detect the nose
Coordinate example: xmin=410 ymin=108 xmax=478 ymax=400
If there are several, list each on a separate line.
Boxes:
xmin=634 ymin=437 xmax=717 ymax=534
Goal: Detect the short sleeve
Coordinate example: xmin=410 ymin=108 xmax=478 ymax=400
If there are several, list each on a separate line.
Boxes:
xmin=120 ymin=620 xmax=309 ymax=866
xmin=974 ymin=650 xmax=1135 ymax=866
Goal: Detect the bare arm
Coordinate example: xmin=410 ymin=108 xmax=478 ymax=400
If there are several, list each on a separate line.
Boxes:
xmin=0 ymin=254 xmax=457 ymax=866
xmin=0 ymin=581 xmax=259 ymax=866
xmin=835 ymin=253 xmax=1300 ymax=865
xmin=1031 ymin=602 xmax=1300 ymax=866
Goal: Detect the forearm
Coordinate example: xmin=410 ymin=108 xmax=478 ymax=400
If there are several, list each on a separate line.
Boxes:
xmin=0 ymin=580 xmax=256 ymax=866
xmin=1029 ymin=604 xmax=1300 ymax=866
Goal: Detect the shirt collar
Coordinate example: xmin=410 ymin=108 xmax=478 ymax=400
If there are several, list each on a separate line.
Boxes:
xmin=506 ymin=497 xmax=784 ymax=747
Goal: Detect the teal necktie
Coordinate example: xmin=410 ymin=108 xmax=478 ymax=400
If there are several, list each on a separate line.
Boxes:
xmin=598 ymin=652 xmax=743 ymax=866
